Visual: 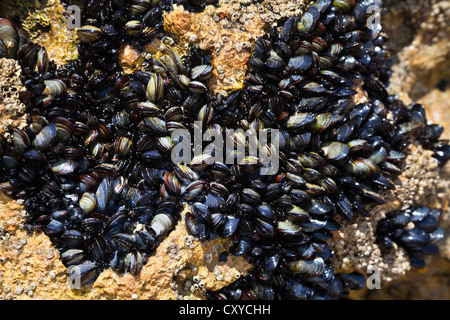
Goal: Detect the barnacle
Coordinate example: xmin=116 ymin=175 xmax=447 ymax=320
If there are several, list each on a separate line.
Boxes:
xmin=0 ymin=0 xmax=448 ymax=300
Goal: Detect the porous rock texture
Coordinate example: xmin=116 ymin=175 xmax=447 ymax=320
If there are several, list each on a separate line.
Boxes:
xmin=0 ymin=58 xmax=27 ymax=134
xmin=0 ymin=0 xmax=449 ymax=300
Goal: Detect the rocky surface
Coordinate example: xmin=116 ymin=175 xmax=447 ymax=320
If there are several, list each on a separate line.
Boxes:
xmin=164 ymin=0 xmax=313 ymax=96
xmin=0 ymin=0 xmax=449 ymax=299
xmin=0 ymin=0 xmax=78 ymax=66
xmin=0 ymin=58 xmax=27 ymax=134
xmin=330 ymin=143 xmax=450 ymax=294
xmin=0 ymin=195 xmax=252 ymax=300
xmin=383 ymin=0 xmax=450 ymax=142
xmin=352 ymin=0 xmax=450 ymax=299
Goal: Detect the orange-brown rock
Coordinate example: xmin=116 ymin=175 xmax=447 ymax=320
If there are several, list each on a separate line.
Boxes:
xmin=118 ymin=44 xmax=145 ymax=75
xmin=0 ymin=58 xmax=27 ymax=134
xmin=0 ymin=197 xmax=252 ymax=300
xmin=164 ymin=5 xmax=265 ymax=96
xmin=0 ymin=0 xmax=449 ymax=301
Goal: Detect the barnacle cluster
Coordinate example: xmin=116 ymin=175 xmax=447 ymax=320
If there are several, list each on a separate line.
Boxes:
xmin=0 ymin=0 xmax=448 ymax=299
xmin=0 ymin=58 xmax=27 ymax=133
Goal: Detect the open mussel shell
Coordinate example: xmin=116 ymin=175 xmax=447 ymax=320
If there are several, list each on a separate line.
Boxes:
xmin=221 ymin=215 xmax=240 ymax=238
xmin=32 ymin=123 xmax=57 ymax=150
xmin=183 ymin=180 xmax=207 ymax=200
xmin=12 ymin=127 xmax=30 ymax=153
xmin=162 ymin=45 xmax=185 ymax=75
xmin=287 ymin=112 xmax=316 ymax=130
xmin=192 ymin=202 xmax=212 ymax=223
xmin=165 ymin=106 xmax=184 ymax=122
xmin=124 ymin=251 xmax=144 ymax=275
xmin=95 ymin=177 xmax=113 ymax=213
xmin=287 ymin=55 xmax=312 ymax=73
xmin=43 ymin=79 xmax=67 ymax=96
xmin=35 ymin=46 xmax=49 ymax=73
xmin=333 ymin=0 xmax=356 ymax=13
xmin=320 ymin=141 xmax=350 ymax=165
xmin=113 ymin=136 xmax=132 ymax=156
xmin=79 ymin=192 xmax=97 ymax=214
xmin=190 ymin=153 xmax=213 ymax=170
xmin=61 ymin=249 xmax=86 ymax=266
xmin=185 ymin=211 xmax=200 ymax=237
xmin=265 ymin=50 xmax=285 ymax=70
xmin=51 ymin=158 xmax=78 ymax=175
xmin=297 ymin=10 xmax=318 ymax=33
xmin=287 ymin=205 xmax=310 ymax=222
xmin=124 ymin=20 xmax=142 ymax=36
xmin=174 ymin=164 xmax=198 ymax=181
xmin=188 ymin=81 xmax=207 ymax=94
xmin=345 ymin=158 xmax=379 ymax=177
xmin=136 ymin=101 xmax=162 ymax=116
xmin=144 ymin=116 xmax=167 ymax=135
xmin=156 ymin=136 xmax=174 ymax=153
xmin=276 ymin=220 xmax=304 ymax=239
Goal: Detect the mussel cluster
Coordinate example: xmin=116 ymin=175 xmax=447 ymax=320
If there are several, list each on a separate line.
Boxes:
xmin=376 ymin=207 xmax=445 ymax=269
xmin=205 ymin=0 xmax=449 ymax=299
xmin=0 ymin=0 xmax=448 ymax=299
xmin=0 ymin=0 xmax=216 ymax=286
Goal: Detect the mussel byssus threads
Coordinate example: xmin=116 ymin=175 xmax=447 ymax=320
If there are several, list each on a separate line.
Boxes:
xmin=0 ymin=0 xmax=448 ymax=299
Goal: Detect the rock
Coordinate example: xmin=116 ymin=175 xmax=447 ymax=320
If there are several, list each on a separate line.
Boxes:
xmin=164 ymin=5 xmax=265 ymax=96
xmin=0 ymin=58 xmax=27 ymax=134
xmin=359 ymin=0 xmax=450 ymax=299
xmin=0 ymin=0 xmax=78 ymax=66
xmin=0 ymin=0 xmax=449 ymax=300
xmin=0 ymin=197 xmax=252 ymax=300
xmin=329 ymin=143 xmax=450 ymax=285
xmin=384 ymin=0 xmax=450 ymax=139
xmin=164 ymin=1 xmax=312 ymax=96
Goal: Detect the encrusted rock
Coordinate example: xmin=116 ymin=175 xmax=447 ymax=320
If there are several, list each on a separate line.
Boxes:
xmin=164 ymin=1 xmax=312 ymax=96
xmin=0 ymin=0 xmax=449 ymax=300
xmin=164 ymin=5 xmax=265 ymax=96
xmin=330 ymin=143 xmax=450 ymax=284
xmin=0 ymin=198 xmax=252 ymax=300
xmin=0 ymin=0 xmax=78 ymax=65
xmin=0 ymin=58 xmax=27 ymax=134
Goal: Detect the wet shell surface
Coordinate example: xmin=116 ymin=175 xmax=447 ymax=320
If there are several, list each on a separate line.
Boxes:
xmin=0 ymin=0 xmax=448 ymax=301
